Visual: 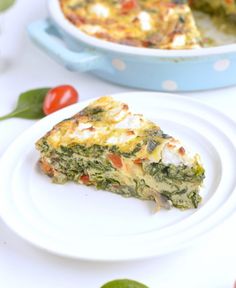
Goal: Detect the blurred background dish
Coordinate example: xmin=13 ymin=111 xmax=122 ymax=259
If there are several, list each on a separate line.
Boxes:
xmin=59 ymin=0 xmax=236 ymax=49
xmin=28 ymin=0 xmax=236 ymax=91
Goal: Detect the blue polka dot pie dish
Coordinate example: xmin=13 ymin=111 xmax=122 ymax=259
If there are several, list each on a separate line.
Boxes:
xmin=28 ymin=0 xmax=236 ymax=92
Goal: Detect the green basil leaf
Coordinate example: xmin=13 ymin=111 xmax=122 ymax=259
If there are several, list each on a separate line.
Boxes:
xmin=0 ymin=0 xmax=15 ymax=12
xmin=0 ymin=88 xmax=51 ymax=121
xmin=101 ymin=279 xmax=149 ymax=288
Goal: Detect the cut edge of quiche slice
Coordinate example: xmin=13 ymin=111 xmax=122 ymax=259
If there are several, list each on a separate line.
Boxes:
xmin=191 ymin=0 xmax=236 ymax=19
xmin=36 ymin=96 xmax=205 ymax=210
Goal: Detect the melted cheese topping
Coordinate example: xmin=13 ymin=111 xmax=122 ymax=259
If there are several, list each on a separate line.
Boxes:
xmin=138 ymin=11 xmax=152 ymax=31
xmin=106 ymin=133 xmax=136 ymax=144
xmin=90 ymin=3 xmax=110 ymax=18
xmin=171 ymin=34 xmax=186 ymax=49
xmin=161 ymin=140 xmax=193 ymax=166
xmin=115 ymin=114 xmax=142 ymax=129
xmin=81 ymin=24 xmax=105 ymax=34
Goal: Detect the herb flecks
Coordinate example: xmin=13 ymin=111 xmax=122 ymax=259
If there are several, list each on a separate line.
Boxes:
xmin=79 ymin=106 xmax=104 ymax=121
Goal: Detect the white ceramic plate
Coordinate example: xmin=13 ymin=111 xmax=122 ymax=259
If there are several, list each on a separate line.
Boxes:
xmin=1 ymin=92 xmax=236 ymax=261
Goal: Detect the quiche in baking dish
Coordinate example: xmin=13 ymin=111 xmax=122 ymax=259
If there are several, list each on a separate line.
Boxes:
xmin=60 ymin=0 xmax=236 ymax=49
xmin=60 ymin=0 xmax=202 ymax=49
xmin=36 ymin=96 xmax=205 ymax=210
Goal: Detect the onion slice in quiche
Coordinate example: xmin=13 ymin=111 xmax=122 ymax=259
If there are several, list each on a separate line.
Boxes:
xmin=36 ymin=96 xmax=205 ymax=210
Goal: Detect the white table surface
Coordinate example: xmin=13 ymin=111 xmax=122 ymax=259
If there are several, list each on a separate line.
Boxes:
xmin=0 ymin=1 xmax=235 ymax=287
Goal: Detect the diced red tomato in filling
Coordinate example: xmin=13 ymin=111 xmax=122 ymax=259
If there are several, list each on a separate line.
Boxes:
xmin=178 ymin=147 xmax=185 ymax=156
xmin=121 ymin=0 xmax=138 ymax=11
xmin=108 ymin=153 xmax=123 ymax=169
xmin=39 ymin=160 xmax=54 ymax=177
xmin=133 ymin=158 xmax=143 ymax=165
xmin=225 ymin=0 xmax=233 ymax=4
xmin=80 ymin=174 xmax=90 ymax=184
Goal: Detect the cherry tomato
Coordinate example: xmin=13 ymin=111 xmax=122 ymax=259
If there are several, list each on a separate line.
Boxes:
xmin=108 ymin=153 xmax=123 ymax=169
xmin=43 ymin=85 xmax=79 ymax=115
xmin=121 ymin=0 xmax=138 ymax=12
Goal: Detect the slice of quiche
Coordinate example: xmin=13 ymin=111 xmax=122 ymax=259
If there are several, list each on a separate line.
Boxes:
xmin=36 ymin=96 xmax=205 ymax=210
xmin=60 ymin=0 xmax=202 ymax=49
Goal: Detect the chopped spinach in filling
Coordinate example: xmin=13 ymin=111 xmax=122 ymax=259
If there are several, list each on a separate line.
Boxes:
xmin=144 ymin=161 xmax=205 ymax=182
xmin=143 ymin=161 xmax=204 ymax=208
xmin=37 ymin=138 xmax=204 ymax=209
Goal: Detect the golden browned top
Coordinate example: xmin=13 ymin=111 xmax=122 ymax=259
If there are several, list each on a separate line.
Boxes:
xmin=38 ymin=96 xmax=198 ymax=166
xmin=60 ymin=0 xmax=202 ymax=49
xmin=43 ymin=96 xmax=162 ymax=152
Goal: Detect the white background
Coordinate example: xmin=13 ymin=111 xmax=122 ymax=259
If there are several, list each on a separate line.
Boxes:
xmin=0 ymin=0 xmax=235 ymax=287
